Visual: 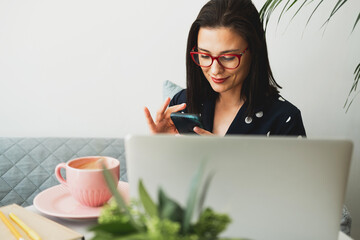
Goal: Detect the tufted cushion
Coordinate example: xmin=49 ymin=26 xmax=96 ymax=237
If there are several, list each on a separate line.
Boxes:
xmin=163 ymin=80 xmax=184 ymax=101
xmin=0 ymin=137 xmax=127 ymax=207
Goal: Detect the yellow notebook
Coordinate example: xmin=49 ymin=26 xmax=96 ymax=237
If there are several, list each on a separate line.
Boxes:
xmin=0 ymin=204 xmax=84 ymax=240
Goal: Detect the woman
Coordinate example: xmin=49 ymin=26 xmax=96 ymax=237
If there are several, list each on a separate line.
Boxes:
xmin=144 ymin=0 xmax=306 ymax=136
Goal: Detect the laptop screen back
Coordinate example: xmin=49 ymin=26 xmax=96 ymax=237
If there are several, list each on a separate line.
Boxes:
xmin=125 ymin=135 xmax=352 ymax=240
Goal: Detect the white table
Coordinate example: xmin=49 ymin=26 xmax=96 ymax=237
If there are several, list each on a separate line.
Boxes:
xmin=27 ymin=205 xmax=353 ymax=240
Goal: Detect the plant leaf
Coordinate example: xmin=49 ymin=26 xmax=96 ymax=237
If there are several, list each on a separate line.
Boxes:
xmin=260 ymin=0 xmax=284 ymax=31
xmin=267 ymin=0 xmax=284 ymax=30
xmin=158 ymin=188 xmax=184 ymax=224
xmin=344 ymin=63 xmax=360 ymax=112
xmin=138 ymin=179 xmax=157 ymax=218
xmin=182 ymin=159 xmax=206 ymax=234
xmin=107 ymin=232 xmax=150 ymax=240
xmin=321 ymin=0 xmax=348 ymax=29
xmin=351 ymin=12 xmax=360 ymax=33
xmin=277 ymin=0 xmax=292 ymax=25
xmin=89 ymin=220 xmax=137 ymax=235
xmin=259 ymin=0 xmax=272 ymax=28
xmin=305 ymin=0 xmax=324 ymax=28
xmin=91 ymin=231 xmax=152 ymax=240
xmin=286 ymin=0 xmax=299 ymax=12
xmin=102 ymin=165 xmax=144 ymax=232
xmin=289 ymin=0 xmax=309 ymax=23
xmin=196 ymin=171 xmax=215 ymax=218
xmin=345 ymin=91 xmax=360 ymax=113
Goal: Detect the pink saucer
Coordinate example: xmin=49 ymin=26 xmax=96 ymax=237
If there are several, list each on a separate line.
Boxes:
xmin=33 ymin=181 xmax=129 ymax=220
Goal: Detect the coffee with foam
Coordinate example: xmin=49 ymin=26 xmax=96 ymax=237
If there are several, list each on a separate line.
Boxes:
xmin=70 ymin=159 xmax=104 ymax=170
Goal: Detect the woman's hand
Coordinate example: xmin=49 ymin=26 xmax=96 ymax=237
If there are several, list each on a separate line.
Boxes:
xmin=193 ymin=126 xmax=214 ymax=135
xmin=144 ymin=97 xmax=186 ymax=134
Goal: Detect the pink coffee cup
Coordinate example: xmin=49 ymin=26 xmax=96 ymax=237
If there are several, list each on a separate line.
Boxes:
xmin=55 ymin=156 xmax=120 ymax=207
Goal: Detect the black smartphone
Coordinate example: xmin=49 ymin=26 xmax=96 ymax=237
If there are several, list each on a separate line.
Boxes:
xmin=170 ymin=112 xmax=204 ymax=134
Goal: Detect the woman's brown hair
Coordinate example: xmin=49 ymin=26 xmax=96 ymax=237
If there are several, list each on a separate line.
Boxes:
xmin=186 ymin=0 xmax=281 ymax=117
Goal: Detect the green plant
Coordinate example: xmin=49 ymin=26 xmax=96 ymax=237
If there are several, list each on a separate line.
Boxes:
xmin=90 ymin=162 xmax=246 ymax=240
xmin=259 ymin=0 xmax=359 ymax=112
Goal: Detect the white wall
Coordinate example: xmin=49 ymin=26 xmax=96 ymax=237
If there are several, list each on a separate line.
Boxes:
xmin=0 ymin=0 xmax=359 ymax=238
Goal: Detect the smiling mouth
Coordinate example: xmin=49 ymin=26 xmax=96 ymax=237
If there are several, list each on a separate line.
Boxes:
xmin=211 ymin=76 xmax=228 ymax=83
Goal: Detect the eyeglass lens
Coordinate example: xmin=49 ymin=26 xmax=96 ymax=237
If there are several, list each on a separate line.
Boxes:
xmin=192 ymin=53 xmax=239 ymax=69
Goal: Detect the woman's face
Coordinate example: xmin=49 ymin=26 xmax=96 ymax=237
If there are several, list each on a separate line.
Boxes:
xmin=197 ymin=27 xmax=251 ymax=96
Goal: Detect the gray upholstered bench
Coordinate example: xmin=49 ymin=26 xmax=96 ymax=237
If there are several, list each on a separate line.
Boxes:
xmin=0 ymin=137 xmax=127 ymax=207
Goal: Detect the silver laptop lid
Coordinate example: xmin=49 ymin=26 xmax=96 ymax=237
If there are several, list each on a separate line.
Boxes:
xmin=125 ymin=135 xmax=352 ymax=240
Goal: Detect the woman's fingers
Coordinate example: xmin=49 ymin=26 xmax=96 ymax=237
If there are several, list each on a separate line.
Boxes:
xmin=193 ymin=126 xmax=213 ymax=135
xmin=144 ymin=107 xmax=157 ymax=133
xmin=144 ymin=99 xmax=187 ymax=134
xmin=156 ymin=97 xmax=171 ymax=122
xmin=160 ymin=97 xmax=171 ymax=112
xmin=165 ymin=103 xmax=187 ymax=118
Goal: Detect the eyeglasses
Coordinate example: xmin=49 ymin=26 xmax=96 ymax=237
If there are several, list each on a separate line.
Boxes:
xmin=190 ymin=46 xmax=248 ymax=69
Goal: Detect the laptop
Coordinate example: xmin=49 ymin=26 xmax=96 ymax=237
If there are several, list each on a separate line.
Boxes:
xmin=125 ymin=135 xmax=353 ymax=240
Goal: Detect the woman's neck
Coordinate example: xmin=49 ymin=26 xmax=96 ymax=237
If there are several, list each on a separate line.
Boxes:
xmin=213 ymin=91 xmax=244 ymax=136
xmin=217 ymin=91 xmax=244 ymax=109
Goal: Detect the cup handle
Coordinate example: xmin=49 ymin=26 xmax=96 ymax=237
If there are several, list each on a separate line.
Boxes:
xmin=55 ymin=163 xmax=67 ymax=186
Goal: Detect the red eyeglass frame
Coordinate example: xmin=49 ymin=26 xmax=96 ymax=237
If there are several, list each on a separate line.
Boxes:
xmin=190 ymin=46 xmax=249 ymax=69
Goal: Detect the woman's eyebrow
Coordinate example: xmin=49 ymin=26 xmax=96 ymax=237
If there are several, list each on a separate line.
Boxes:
xmin=198 ymin=47 xmax=242 ymax=54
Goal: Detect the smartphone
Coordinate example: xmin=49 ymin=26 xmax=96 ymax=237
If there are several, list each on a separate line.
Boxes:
xmin=170 ymin=112 xmax=204 ymax=134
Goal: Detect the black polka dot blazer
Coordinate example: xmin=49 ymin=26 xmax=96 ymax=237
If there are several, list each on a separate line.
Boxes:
xmin=169 ymin=89 xmax=306 ymax=136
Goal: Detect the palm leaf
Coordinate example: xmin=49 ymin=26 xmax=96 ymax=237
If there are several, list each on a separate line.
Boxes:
xmin=344 ymin=63 xmax=360 ymax=112
xmin=272 ymin=0 xmax=286 ymax=20
xmin=260 ymin=0 xmax=359 ymax=111
xmin=286 ymin=0 xmax=300 ymax=12
xmin=345 ymin=91 xmax=360 ymax=113
xmin=351 ymin=12 xmax=360 ymax=33
xmin=321 ymin=0 xmax=348 ymax=29
xmin=281 ymin=0 xmax=309 ymax=34
xmin=260 ymin=0 xmax=284 ymax=31
xmin=260 ymin=0 xmax=357 ymax=33
xmin=289 ymin=0 xmax=309 ymax=23
xmin=347 ymin=64 xmax=360 ymax=98
xmin=259 ymin=0 xmax=272 ymax=28
xmin=305 ymin=0 xmax=325 ymax=28
xmin=277 ymin=0 xmax=292 ymax=25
